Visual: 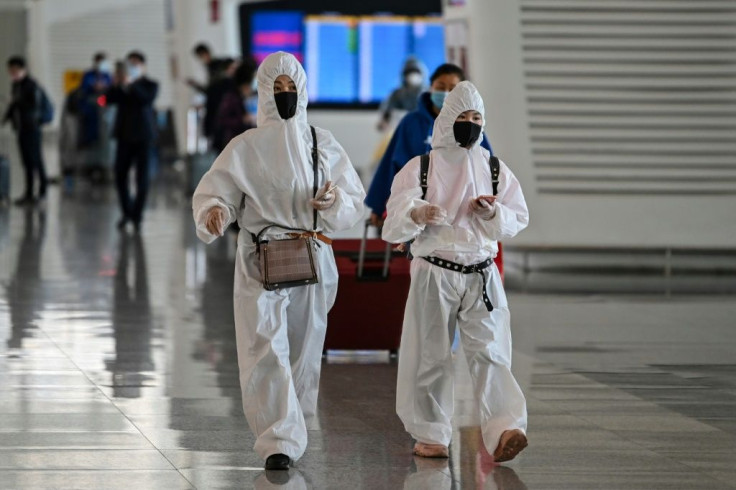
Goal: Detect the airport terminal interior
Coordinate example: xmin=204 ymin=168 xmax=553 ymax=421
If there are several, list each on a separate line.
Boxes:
xmin=1 ymin=0 xmax=735 ymax=489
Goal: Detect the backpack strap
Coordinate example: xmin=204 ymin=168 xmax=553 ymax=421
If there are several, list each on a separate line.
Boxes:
xmin=490 ymin=155 xmax=500 ymax=196
xmin=310 ymin=125 xmax=319 ymax=231
xmin=420 ymin=153 xmax=430 ymax=201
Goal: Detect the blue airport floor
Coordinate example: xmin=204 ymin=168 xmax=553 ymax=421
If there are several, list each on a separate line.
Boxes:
xmin=0 ymin=184 xmax=735 ymax=489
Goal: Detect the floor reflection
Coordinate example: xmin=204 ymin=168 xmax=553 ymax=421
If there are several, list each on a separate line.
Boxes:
xmin=254 ymin=469 xmax=309 ymax=489
xmin=403 ymin=426 xmax=528 ymax=490
xmin=106 ymin=232 xmax=154 ymax=398
xmin=6 ymin=207 xmax=45 ymax=350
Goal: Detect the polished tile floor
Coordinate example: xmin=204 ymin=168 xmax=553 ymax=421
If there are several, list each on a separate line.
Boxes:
xmin=1 ymin=184 xmax=735 ymax=489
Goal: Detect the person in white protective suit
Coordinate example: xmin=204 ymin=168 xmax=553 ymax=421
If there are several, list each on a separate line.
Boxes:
xmin=382 ymin=81 xmax=529 ymax=463
xmin=191 ymin=52 xmax=366 ymax=470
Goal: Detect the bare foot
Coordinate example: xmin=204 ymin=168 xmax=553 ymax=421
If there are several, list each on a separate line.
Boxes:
xmin=493 ymin=429 xmax=528 ymax=463
xmin=413 ymin=442 xmax=449 ymax=458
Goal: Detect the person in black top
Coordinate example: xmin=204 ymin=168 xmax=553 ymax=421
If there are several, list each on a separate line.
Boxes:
xmin=3 ymin=56 xmax=49 ymax=206
xmin=188 ymin=43 xmax=235 ymax=147
xmin=107 ymin=51 xmax=159 ymax=232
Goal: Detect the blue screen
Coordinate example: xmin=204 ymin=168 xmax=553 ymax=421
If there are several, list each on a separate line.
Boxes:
xmin=358 ymin=19 xmax=412 ymax=103
xmin=250 ymin=12 xmax=445 ymax=104
xmin=305 ymin=17 xmax=358 ymax=103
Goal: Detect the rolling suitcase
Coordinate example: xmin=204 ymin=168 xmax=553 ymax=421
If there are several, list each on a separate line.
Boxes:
xmin=325 ymin=222 xmax=411 ymax=353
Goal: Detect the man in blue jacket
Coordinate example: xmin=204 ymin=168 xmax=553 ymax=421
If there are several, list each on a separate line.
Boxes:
xmin=365 ymin=64 xmax=492 ymax=226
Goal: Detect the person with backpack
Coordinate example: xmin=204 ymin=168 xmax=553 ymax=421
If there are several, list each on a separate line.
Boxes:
xmin=2 ymin=56 xmax=52 ymax=206
xmin=365 ymin=63 xmax=493 ymax=227
xmin=382 ymin=82 xmax=530 ymax=463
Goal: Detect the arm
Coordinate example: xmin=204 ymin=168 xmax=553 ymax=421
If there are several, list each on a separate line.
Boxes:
xmin=481 ymin=132 xmax=492 ymax=153
xmin=474 ymin=161 xmax=529 ymax=240
xmin=106 ymin=85 xmax=124 ymax=105
xmin=364 ymin=118 xmax=414 ymax=215
xmin=191 ymin=141 xmax=246 ymax=243
xmin=315 ymin=130 xmax=366 ymax=233
xmin=381 ymin=157 xmax=429 ymax=244
xmin=127 ymin=79 xmax=158 ymax=105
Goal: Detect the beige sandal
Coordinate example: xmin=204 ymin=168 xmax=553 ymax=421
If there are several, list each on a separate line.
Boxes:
xmin=493 ymin=429 xmax=528 ymax=463
xmin=413 ymin=442 xmax=449 ymax=458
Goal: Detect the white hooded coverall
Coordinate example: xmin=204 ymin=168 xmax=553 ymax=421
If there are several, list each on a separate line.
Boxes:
xmin=382 ymin=81 xmax=529 ymax=454
xmin=192 ymin=52 xmax=366 ymax=461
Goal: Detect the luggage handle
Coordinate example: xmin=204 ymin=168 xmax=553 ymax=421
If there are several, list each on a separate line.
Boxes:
xmin=357 ymin=219 xmax=392 ymax=280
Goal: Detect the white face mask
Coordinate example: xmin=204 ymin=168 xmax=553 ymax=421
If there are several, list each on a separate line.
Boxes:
xmin=97 ymin=60 xmax=111 ymax=73
xmin=127 ymin=63 xmax=143 ymax=81
xmin=405 ymin=72 xmax=423 ymax=87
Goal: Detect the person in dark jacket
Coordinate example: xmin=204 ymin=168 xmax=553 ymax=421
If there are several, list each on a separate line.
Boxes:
xmin=365 ymin=64 xmax=493 ymax=226
xmin=213 ymin=61 xmax=257 ymax=152
xmin=187 ymin=43 xmax=236 ymax=146
xmin=106 ymin=51 xmax=159 ymax=232
xmin=2 ymin=56 xmax=49 ymax=206
xmin=79 ymin=52 xmax=113 ymax=147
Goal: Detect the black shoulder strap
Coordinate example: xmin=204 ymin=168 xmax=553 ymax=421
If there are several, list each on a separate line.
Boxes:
xmin=420 ymin=153 xmax=430 ymax=200
xmin=490 ymin=155 xmax=500 ymax=196
xmin=311 ymin=125 xmax=319 ymax=230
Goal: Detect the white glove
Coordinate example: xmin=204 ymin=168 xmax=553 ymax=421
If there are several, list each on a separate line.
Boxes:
xmin=469 ymin=196 xmax=497 ymax=220
xmin=311 ymin=180 xmax=337 ymax=210
xmin=205 ymin=206 xmax=226 ymax=236
xmin=411 ymin=204 xmax=447 ymax=225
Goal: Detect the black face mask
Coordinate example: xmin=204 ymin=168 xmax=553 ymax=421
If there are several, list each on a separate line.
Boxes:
xmin=274 ymin=91 xmax=298 ymax=120
xmin=453 ymin=121 xmax=482 ymax=148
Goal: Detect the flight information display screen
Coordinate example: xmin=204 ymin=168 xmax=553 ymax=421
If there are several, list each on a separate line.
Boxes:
xmin=250 ymin=12 xmax=445 ymax=105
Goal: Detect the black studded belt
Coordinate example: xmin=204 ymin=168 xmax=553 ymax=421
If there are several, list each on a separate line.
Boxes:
xmin=421 ymin=256 xmax=495 ymax=312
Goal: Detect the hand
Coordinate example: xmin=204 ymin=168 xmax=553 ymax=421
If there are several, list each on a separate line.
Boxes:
xmin=376 ymin=120 xmax=388 ymax=132
xmin=205 ymin=207 xmax=226 ymax=236
xmin=411 ymin=204 xmax=447 ymax=225
xmin=369 ymin=212 xmax=384 ymax=228
xmin=311 ymin=180 xmax=337 ymax=210
xmin=470 ymin=196 xmax=497 ymax=220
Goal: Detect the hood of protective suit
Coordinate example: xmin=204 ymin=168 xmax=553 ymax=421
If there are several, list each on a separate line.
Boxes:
xmin=431 ymin=81 xmax=486 ymax=150
xmin=402 ymin=57 xmax=427 ymax=81
xmin=256 ymin=51 xmax=308 ymax=127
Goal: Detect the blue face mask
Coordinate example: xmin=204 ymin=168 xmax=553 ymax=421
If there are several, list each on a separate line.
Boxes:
xmin=430 ymin=91 xmax=449 ymax=109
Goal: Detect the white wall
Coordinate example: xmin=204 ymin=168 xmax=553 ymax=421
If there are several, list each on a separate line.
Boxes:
xmin=446 ymin=0 xmax=736 ymax=248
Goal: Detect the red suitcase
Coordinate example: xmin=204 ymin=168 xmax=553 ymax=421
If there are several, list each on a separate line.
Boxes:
xmin=326 ymin=223 xmax=410 ymax=353
xmin=325 ymin=224 xmax=505 ymax=353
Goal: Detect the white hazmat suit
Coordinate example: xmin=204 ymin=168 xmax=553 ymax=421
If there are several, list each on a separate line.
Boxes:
xmin=192 ymin=52 xmax=366 ymax=461
xmin=382 ymin=81 xmax=529 ymax=456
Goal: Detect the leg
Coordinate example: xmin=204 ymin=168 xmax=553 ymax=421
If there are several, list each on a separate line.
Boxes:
xmin=396 ymin=259 xmax=460 ymax=448
xmin=17 ymin=131 xmax=34 ymax=199
xmin=285 ymin=244 xmax=338 ymax=425
xmin=233 ymin=244 xmax=307 ymax=461
xmin=131 ymin=141 xmax=151 ymax=225
xmin=457 ymin=266 xmax=527 ymax=459
xmin=33 ymin=129 xmax=48 ymax=198
xmin=114 ymin=142 xmax=135 ymax=221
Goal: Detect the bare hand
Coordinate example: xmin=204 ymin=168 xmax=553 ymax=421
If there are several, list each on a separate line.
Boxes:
xmin=470 ymin=196 xmax=497 ymax=220
xmin=205 ymin=207 xmax=226 ymax=236
xmin=369 ymin=212 xmax=384 ymax=228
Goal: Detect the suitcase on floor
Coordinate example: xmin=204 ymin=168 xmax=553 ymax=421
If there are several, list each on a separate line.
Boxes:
xmin=325 ymin=222 xmax=411 ymax=353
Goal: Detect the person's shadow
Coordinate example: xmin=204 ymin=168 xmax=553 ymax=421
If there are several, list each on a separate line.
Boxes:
xmin=6 ymin=207 xmax=46 ymax=350
xmin=105 ymin=233 xmax=154 ymax=398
